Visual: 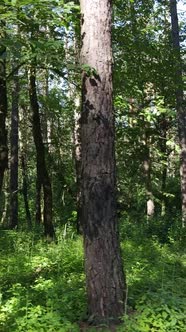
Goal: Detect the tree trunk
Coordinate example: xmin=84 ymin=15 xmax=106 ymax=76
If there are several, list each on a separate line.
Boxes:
xmin=0 ymin=45 xmax=8 ymax=195
xmin=73 ymin=98 xmax=82 ymax=234
xmin=35 ymin=173 xmax=42 ymax=225
xmin=80 ymin=0 xmax=126 ymax=322
xmin=144 ymin=156 xmax=155 ymax=218
xmin=65 ymin=30 xmax=82 ymax=233
xmin=29 ymin=66 xmax=55 ymax=238
xmin=0 ymin=187 xmax=8 ymax=226
xmin=170 ymin=0 xmax=186 ymax=227
xmin=143 ymin=127 xmax=155 ymax=219
xmin=161 ymin=165 xmax=167 ymax=216
xmin=9 ymin=69 xmax=19 ymax=229
xmin=159 ymin=115 xmax=168 ymax=216
xmin=19 ymin=102 xmax=33 ymax=228
xmin=21 ymin=154 xmax=32 ymax=228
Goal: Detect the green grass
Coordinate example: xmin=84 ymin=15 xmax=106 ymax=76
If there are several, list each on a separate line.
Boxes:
xmin=0 ymin=226 xmax=185 ymax=331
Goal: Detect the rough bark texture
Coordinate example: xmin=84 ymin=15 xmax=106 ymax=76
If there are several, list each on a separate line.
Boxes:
xmin=80 ymin=0 xmax=126 ymax=321
xmin=29 ymin=67 xmax=55 ymax=238
xmin=0 ymin=47 xmax=8 ymax=195
xmin=170 ymin=0 xmax=186 ymax=227
xmin=9 ymin=70 xmax=19 ymax=229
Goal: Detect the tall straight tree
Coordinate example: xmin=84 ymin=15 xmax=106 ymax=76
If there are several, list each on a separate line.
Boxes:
xmin=80 ymin=0 xmax=126 ymax=321
xmin=0 ymin=34 xmax=8 ymax=195
xmin=170 ymin=0 xmax=186 ymax=227
xmin=9 ymin=68 xmax=19 ymax=229
xmin=29 ymin=66 xmax=55 ymax=238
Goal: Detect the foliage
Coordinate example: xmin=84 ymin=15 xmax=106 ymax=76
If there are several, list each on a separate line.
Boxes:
xmin=120 ymin=295 xmax=185 ymax=332
xmin=0 ymin=0 xmax=186 ymax=330
xmin=117 ymin=218 xmax=186 ymax=332
xmin=0 ymin=225 xmax=185 ymax=331
xmin=0 ymin=229 xmax=86 ymax=331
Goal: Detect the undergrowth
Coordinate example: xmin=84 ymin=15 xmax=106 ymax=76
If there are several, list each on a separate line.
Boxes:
xmin=0 ymin=224 xmax=185 ymax=331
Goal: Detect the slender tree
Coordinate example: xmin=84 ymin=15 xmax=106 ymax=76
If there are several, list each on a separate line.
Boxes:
xmin=80 ymin=0 xmax=126 ymax=322
xmin=73 ymin=100 xmax=82 ymax=233
xmin=9 ymin=68 xmax=19 ymax=229
xmin=19 ymin=102 xmax=33 ymax=228
xmin=29 ymin=66 xmax=55 ymax=238
xmin=143 ymin=130 xmax=155 ymax=218
xmin=0 ymin=40 xmax=8 ymax=195
xmin=21 ymin=153 xmax=32 ymax=228
xmin=170 ymin=0 xmax=186 ymax=226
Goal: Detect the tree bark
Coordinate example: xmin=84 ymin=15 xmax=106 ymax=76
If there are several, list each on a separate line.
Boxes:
xmin=0 ymin=45 xmax=8 ymax=196
xmin=19 ymin=102 xmax=33 ymax=228
xmin=29 ymin=66 xmax=55 ymax=238
xmin=35 ymin=174 xmax=42 ymax=225
xmin=159 ymin=115 xmax=168 ymax=216
xmin=170 ymin=0 xmax=186 ymax=227
xmin=80 ymin=0 xmax=126 ymax=322
xmin=21 ymin=154 xmax=32 ymax=228
xmin=9 ymin=69 xmax=19 ymax=229
xmin=0 ymin=187 xmax=8 ymax=226
xmin=143 ymin=131 xmax=155 ymax=218
xmin=73 ymin=97 xmax=82 ymax=234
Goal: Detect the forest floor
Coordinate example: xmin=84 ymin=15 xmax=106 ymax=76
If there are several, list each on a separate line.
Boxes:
xmin=0 ymin=225 xmax=185 ymax=331
xmin=78 ymin=322 xmax=117 ymax=331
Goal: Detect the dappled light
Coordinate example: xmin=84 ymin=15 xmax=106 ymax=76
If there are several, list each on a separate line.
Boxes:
xmin=0 ymin=0 xmax=186 ymax=330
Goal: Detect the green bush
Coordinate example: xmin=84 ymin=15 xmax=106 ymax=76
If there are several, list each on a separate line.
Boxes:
xmin=0 ymin=226 xmax=185 ymax=332
xmin=0 ymin=230 xmax=85 ymax=332
xmin=119 ymin=293 xmax=185 ymax=332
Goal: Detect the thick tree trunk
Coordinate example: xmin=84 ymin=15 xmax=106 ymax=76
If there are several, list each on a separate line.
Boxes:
xmin=9 ymin=69 xmax=19 ymax=229
xmin=29 ymin=66 xmax=55 ymax=238
xmin=170 ymin=0 xmax=186 ymax=227
xmin=80 ymin=0 xmax=126 ymax=322
xmin=0 ymin=46 xmax=8 ymax=195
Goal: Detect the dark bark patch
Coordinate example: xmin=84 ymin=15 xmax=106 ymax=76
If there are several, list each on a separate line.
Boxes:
xmin=95 ymin=113 xmax=110 ymax=128
xmin=0 ymin=145 xmax=8 ymax=170
xmin=81 ymin=32 xmax=86 ymax=40
xmin=81 ymin=14 xmax=84 ymax=26
xmin=89 ymin=78 xmax=97 ymax=87
xmin=80 ymin=110 xmax=89 ymax=124
xmin=94 ymin=73 xmax=101 ymax=82
xmin=85 ymin=99 xmax=94 ymax=110
xmin=82 ymin=74 xmax=87 ymax=97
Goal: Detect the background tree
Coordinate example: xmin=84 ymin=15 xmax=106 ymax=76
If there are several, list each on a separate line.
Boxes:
xmin=0 ymin=22 xmax=8 ymax=196
xmin=9 ymin=66 xmax=19 ymax=229
xmin=170 ymin=0 xmax=186 ymax=227
xmin=29 ymin=65 xmax=55 ymax=238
